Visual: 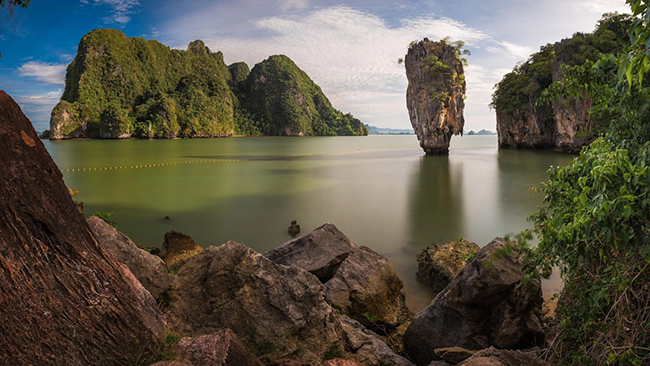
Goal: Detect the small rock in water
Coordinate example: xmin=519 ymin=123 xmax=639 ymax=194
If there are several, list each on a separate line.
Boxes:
xmin=164 ymin=215 xmax=171 ymax=220
xmin=288 ymin=220 xmax=300 ymax=236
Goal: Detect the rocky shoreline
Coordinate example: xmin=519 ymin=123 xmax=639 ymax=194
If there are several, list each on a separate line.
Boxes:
xmin=0 ymin=90 xmax=551 ymax=365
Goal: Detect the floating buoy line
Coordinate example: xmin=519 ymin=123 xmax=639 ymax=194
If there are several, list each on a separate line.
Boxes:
xmin=60 ymin=159 xmax=247 ymax=174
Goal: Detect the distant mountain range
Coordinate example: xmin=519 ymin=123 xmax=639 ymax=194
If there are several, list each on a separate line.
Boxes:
xmin=365 ymin=125 xmax=414 ymax=135
xmin=466 ymin=129 xmax=496 ymax=136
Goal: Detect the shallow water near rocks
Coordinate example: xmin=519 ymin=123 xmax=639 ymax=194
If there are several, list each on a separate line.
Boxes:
xmin=45 ymin=135 xmax=572 ymax=311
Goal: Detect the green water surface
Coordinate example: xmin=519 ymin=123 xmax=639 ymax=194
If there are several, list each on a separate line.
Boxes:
xmin=45 ymin=135 xmax=573 ymax=310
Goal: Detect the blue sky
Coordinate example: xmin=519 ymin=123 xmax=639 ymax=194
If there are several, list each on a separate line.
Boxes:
xmin=0 ymin=0 xmax=631 ymax=132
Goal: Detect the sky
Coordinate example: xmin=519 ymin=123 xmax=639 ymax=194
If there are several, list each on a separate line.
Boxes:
xmin=0 ymin=0 xmax=632 ymax=132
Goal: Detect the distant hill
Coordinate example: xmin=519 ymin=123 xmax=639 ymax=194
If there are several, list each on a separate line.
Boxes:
xmin=466 ymin=129 xmax=496 ymax=136
xmin=50 ymin=29 xmax=366 ymax=139
xmin=365 ymin=125 xmax=414 ymax=135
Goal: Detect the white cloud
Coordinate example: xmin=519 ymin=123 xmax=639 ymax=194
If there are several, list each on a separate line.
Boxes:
xmin=576 ymin=0 xmax=630 ymax=14
xmin=278 ymin=0 xmax=308 ymax=12
xmin=174 ymin=6 xmax=526 ymax=129
xmin=17 ymin=61 xmax=67 ymax=85
xmin=82 ymin=0 xmax=140 ymax=25
xmin=16 ymin=89 xmax=63 ymax=131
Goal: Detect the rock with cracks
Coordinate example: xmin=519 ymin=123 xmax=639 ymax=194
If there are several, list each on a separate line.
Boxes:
xmin=168 ymin=329 xmax=263 ymax=366
xmin=404 ymin=238 xmax=545 ymax=365
xmin=165 ymin=240 xmax=342 ymax=364
xmin=0 ymin=90 xmax=165 ymax=365
xmin=340 ymin=315 xmax=414 ymax=366
xmin=265 ymin=223 xmax=410 ymax=330
xmin=405 ymin=38 xmax=466 ymax=155
xmin=87 ymin=216 xmax=173 ymax=299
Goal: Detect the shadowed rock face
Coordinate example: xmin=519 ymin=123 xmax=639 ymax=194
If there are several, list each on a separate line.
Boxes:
xmin=0 ymin=90 xmax=165 ymax=365
xmin=404 ymin=238 xmax=545 ymax=366
xmin=405 ymin=38 xmax=466 ymax=155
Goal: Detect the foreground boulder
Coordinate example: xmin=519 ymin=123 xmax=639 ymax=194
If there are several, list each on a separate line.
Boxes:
xmin=265 ymin=223 xmax=410 ymax=330
xmin=161 ymin=230 xmax=203 ymax=272
xmin=87 ymin=216 xmax=173 ymax=299
xmin=166 ymin=330 xmax=263 ymax=366
xmin=459 ymin=347 xmax=550 ymax=366
xmin=0 ymin=90 xmax=165 ymax=364
xmin=165 ymin=241 xmax=343 ymax=363
xmin=405 ymin=38 xmax=466 ymax=155
xmin=416 ymin=239 xmax=479 ymax=295
xmin=340 ymin=315 xmax=414 ymax=366
xmin=404 ymin=238 xmax=545 ymax=365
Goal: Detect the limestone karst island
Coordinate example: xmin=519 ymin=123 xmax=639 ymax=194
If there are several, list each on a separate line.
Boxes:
xmin=1 ymin=1 xmax=649 ymax=366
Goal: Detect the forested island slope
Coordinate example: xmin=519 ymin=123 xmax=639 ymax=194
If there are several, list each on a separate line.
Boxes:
xmin=50 ymin=29 xmax=366 ymax=139
xmin=491 ymin=13 xmax=633 ymax=151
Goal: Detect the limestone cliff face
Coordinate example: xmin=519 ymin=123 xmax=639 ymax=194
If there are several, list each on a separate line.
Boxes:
xmin=493 ymin=13 xmax=633 ymax=152
xmin=405 ymin=38 xmax=466 ymax=155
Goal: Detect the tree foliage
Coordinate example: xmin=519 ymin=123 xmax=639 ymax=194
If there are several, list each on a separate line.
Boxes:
xmin=516 ymin=8 xmax=650 ymax=366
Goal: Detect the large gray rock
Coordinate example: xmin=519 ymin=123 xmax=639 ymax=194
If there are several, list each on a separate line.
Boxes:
xmin=340 ymin=315 xmax=414 ymax=366
xmin=161 ymin=230 xmax=204 ymax=272
xmin=87 ymin=216 xmax=173 ymax=299
xmin=405 ymin=38 xmax=466 ymax=155
xmin=266 ymin=223 xmax=410 ymax=330
xmin=404 ymin=238 xmax=545 ymax=366
xmin=265 ymin=223 xmax=357 ymax=282
xmin=416 ymin=239 xmax=479 ymax=295
xmin=326 ymin=246 xmax=410 ymax=329
xmin=165 ymin=241 xmax=343 ymax=364
xmin=458 ymin=347 xmax=549 ymax=366
xmin=171 ymin=329 xmax=263 ymax=366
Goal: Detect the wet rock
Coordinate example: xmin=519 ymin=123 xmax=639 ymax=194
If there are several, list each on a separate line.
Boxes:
xmin=266 ymin=223 xmax=410 ymax=330
xmin=416 ymin=239 xmax=480 ymax=295
xmin=165 ymin=241 xmax=343 ymax=363
xmin=0 ymin=90 xmax=165 ymax=364
xmin=434 ymin=347 xmax=476 ymax=365
xmin=404 ymin=238 xmax=545 ymax=365
xmin=288 ymin=220 xmax=301 ymax=236
xmin=265 ymin=223 xmax=357 ymax=282
xmin=458 ymin=347 xmax=549 ymax=366
xmin=162 ymin=230 xmax=203 ymax=272
xmin=340 ymin=315 xmax=414 ymax=366
xmin=87 ymin=216 xmax=173 ymax=299
xmin=172 ymin=329 xmax=263 ymax=366
xmin=405 ymin=38 xmax=466 ymax=155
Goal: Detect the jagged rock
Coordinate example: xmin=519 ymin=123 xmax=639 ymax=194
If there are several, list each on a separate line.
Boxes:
xmin=265 ymin=223 xmax=410 ymax=329
xmin=325 ymin=246 xmax=410 ymax=329
xmin=404 ymin=238 xmax=545 ymax=366
xmin=265 ymin=223 xmax=357 ymax=282
xmin=165 ymin=241 xmax=343 ymax=363
xmin=416 ymin=239 xmax=480 ymax=295
xmin=458 ymin=347 xmax=549 ymax=366
xmin=340 ymin=315 xmax=414 ymax=366
xmin=434 ymin=347 xmax=476 ymax=365
xmin=162 ymin=230 xmax=203 ymax=272
xmin=0 ymin=90 xmax=165 ymax=364
xmin=171 ymin=329 xmax=263 ymax=366
xmin=405 ymin=38 xmax=466 ymax=155
xmin=87 ymin=216 xmax=173 ymax=299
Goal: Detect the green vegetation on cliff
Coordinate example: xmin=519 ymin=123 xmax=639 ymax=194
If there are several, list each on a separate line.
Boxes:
xmin=491 ymin=13 xmax=634 ymax=129
xmin=53 ymin=29 xmax=234 ymax=139
xmin=50 ymin=29 xmax=365 ymax=139
xmin=513 ymin=7 xmax=650 ymax=366
xmin=238 ymin=55 xmax=367 ymax=136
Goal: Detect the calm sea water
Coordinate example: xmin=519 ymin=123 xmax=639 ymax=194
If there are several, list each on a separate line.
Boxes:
xmin=45 ymin=135 xmax=573 ymax=311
